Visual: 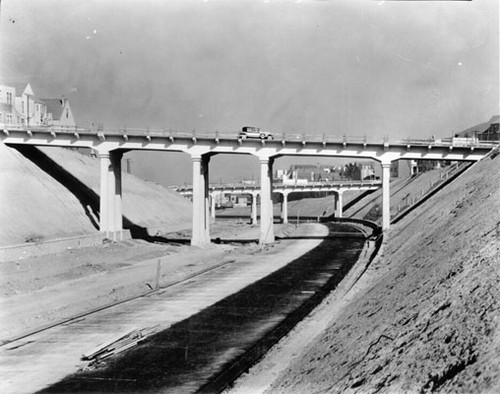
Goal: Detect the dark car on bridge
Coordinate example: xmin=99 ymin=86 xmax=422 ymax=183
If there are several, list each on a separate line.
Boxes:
xmin=238 ymin=126 xmax=274 ymax=140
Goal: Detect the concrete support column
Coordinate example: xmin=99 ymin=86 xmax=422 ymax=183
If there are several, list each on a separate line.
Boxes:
xmin=281 ymin=191 xmax=290 ymax=224
xmin=98 ymin=151 xmax=123 ymax=241
xmin=204 ymin=157 xmax=210 ymax=243
xmin=99 ymin=152 xmax=111 ymax=236
xmin=210 ymin=193 xmax=217 ymax=219
xmin=191 ymin=155 xmax=211 ymax=246
xmin=335 ymin=191 xmax=344 ymax=218
xmin=251 ymin=192 xmax=259 ymax=225
xmin=259 ymin=158 xmax=275 ymax=244
xmin=110 ymin=151 xmax=124 ymax=241
xmin=381 ymin=162 xmax=391 ymax=231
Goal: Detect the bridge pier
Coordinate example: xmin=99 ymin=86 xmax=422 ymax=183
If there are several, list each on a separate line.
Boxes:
xmin=210 ymin=192 xmax=217 ymax=219
xmin=335 ymin=190 xmax=344 ymax=218
xmin=381 ymin=162 xmax=391 ymax=231
xmin=98 ymin=150 xmax=124 ymax=241
xmin=191 ymin=154 xmax=211 ymax=246
xmin=250 ymin=191 xmax=259 ymax=225
xmin=259 ymin=157 xmax=274 ymax=244
xmin=280 ymin=191 xmax=290 ymax=224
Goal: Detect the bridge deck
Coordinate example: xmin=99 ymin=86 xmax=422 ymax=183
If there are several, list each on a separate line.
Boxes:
xmin=2 ymin=125 xmax=496 ymax=151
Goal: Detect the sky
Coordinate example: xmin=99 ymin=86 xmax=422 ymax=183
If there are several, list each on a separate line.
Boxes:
xmin=1 ymin=0 xmax=498 ymax=185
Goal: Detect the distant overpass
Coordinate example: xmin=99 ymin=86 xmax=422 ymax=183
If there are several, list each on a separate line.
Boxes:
xmin=1 ymin=125 xmax=496 ymax=246
xmin=175 ymin=180 xmax=381 ymax=224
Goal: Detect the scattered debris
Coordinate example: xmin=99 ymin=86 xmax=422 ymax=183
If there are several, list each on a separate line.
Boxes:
xmin=82 ymin=326 xmax=160 ymax=363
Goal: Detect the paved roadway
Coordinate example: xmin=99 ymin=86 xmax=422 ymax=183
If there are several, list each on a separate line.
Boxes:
xmin=0 ymin=224 xmax=330 ymax=393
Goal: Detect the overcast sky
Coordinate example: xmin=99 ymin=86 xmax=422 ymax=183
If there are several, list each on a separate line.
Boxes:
xmin=1 ymin=0 xmax=498 ymax=184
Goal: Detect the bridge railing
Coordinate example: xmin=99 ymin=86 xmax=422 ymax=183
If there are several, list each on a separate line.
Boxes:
xmin=277 ymin=133 xmax=369 ymax=143
xmin=87 ymin=127 xmax=239 ymax=140
xmin=400 ymin=137 xmax=496 ymax=148
xmin=3 ymin=124 xmax=497 ymax=148
xmin=174 ymin=179 xmax=382 ymax=192
xmin=1 ymin=124 xmax=90 ymax=134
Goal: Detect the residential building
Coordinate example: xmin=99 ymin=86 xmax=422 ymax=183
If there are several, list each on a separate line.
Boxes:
xmin=41 ymin=97 xmax=76 ymax=128
xmin=283 ymin=164 xmax=342 ymax=183
xmin=358 ymin=162 xmax=378 ymax=180
xmin=12 ymin=83 xmax=36 ymax=125
xmin=478 ymin=116 xmax=499 ymax=141
xmin=457 ymin=115 xmax=499 ymax=141
xmin=0 ymin=82 xmax=76 ymax=128
xmin=0 ymin=84 xmax=16 ymax=125
xmin=391 ymin=160 xmax=413 ymax=178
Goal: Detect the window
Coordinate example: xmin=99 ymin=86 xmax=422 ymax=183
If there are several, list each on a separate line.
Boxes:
xmin=66 ymin=108 xmax=69 ymax=118
xmin=6 ymin=92 xmax=12 ymax=105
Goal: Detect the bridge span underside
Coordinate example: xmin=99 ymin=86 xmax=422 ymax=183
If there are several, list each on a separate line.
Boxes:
xmin=1 ymin=127 xmax=493 ymax=245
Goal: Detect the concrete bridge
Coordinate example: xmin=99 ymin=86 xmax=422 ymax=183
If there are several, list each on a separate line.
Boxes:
xmin=175 ymin=180 xmax=381 ymax=224
xmin=1 ymin=125 xmax=495 ymax=246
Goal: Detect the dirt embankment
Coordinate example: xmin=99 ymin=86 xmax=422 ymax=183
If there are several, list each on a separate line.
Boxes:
xmin=258 ymin=151 xmax=500 ymax=393
xmin=0 ymin=143 xmax=97 ymax=246
xmin=37 ymin=146 xmax=192 ymax=233
xmin=0 ymin=144 xmax=192 ymax=247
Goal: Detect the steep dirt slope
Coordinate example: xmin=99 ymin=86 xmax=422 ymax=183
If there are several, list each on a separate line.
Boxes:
xmin=0 ymin=144 xmax=192 ymax=246
xmin=0 ymin=143 xmax=96 ymax=246
xmin=37 ymin=146 xmax=192 ymax=232
xmin=268 ymin=150 xmax=500 ymax=393
xmin=343 ymin=166 xmax=459 ymax=223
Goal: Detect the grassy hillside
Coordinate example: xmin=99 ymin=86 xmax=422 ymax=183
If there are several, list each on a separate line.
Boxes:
xmin=268 ymin=150 xmax=500 ymax=392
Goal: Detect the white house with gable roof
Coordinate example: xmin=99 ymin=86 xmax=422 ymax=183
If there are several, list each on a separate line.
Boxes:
xmin=0 ymin=82 xmax=76 ymax=128
xmin=41 ymin=97 xmax=76 ymax=128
